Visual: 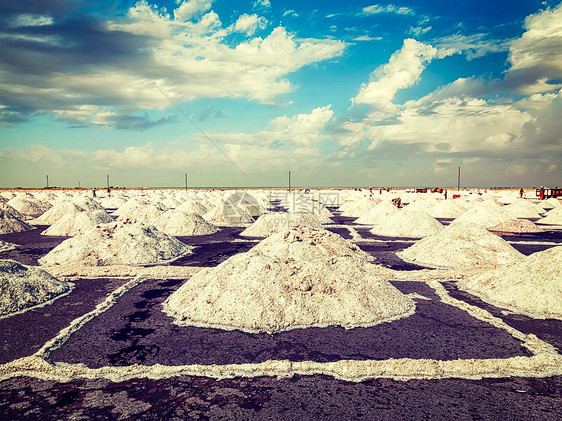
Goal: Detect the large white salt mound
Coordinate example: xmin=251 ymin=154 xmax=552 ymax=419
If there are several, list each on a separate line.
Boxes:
xmin=72 ymin=196 xmax=104 ymax=212
xmin=42 ymin=210 xmax=114 ymax=236
xmin=452 ymin=205 xmax=513 ymax=228
xmin=428 ymin=200 xmax=468 ymax=218
xmin=113 ymin=198 xmax=149 ymax=216
xmin=6 ymin=196 xmax=51 ymax=218
xmin=99 ymin=196 xmax=127 ymax=209
xmin=117 ymin=202 xmax=168 ymax=224
xmin=152 ymin=209 xmax=219 ymax=236
xmin=203 ymin=204 xmax=254 ymax=226
xmin=538 ymin=207 xmax=562 ymax=226
xmin=540 ymin=198 xmax=561 ymax=210
xmin=403 ymin=198 xmax=439 ymax=213
xmin=0 ymin=240 xmax=15 ymax=252
xmin=0 ymin=203 xmax=26 ymax=220
xmin=460 ymin=246 xmax=562 ymax=319
xmin=397 ymin=223 xmax=523 ymax=269
xmin=33 ymin=201 xmax=84 ymax=225
xmin=241 ymin=212 xmax=322 ymax=237
xmin=164 ymin=227 xmax=414 ymax=333
xmin=369 ymin=210 xmax=444 ymax=238
xmin=489 ymin=219 xmax=544 ymax=234
xmin=176 ymin=200 xmax=211 ymax=215
xmin=0 ymin=209 xmax=33 ymax=234
xmin=504 ymin=201 xmax=544 ymax=219
xmin=340 ymin=197 xmax=379 ymax=217
xmin=39 ymin=221 xmax=191 ymax=266
xmin=355 ymin=201 xmax=399 ymax=225
xmin=0 ymin=259 xmax=71 ymax=317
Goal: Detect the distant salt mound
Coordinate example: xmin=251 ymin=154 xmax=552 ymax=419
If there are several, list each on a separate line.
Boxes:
xmin=152 ymin=209 xmax=219 ymax=236
xmin=117 ymin=202 xmax=168 ymax=224
xmin=33 ymin=201 xmax=84 ymax=225
xmin=72 ymin=196 xmax=104 ymax=212
xmin=0 ymin=259 xmax=71 ymax=317
xmin=404 ymin=198 xmax=439 ymax=213
xmin=428 ymin=200 xmax=468 ymax=218
xmin=241 ymin=212 xmax=322 ymax=237
xmin=504 ymin=201 xmax=544 ymax=219
xmin=99 ymin=196 xmax=127 ymax=209
xmin=539 ymin=198 xmax=561 ymax=210
xmin=340 ymin=197 xmax=379 ymax=217
xmin=113 ymin=198 xmax=148 ymax=217
xmin=452 ymin=205 xmax=512 ymax=228
xmin=39 ymin=221 xmax=191 ymax=266
xmin=489 ymin=219 xmax=544 ymax=234
xmin=42 ymin=210 xmax=114 ymax=236
xmin=203 ymin=204 xmax=254 ymax=226
xmin=0 ymin=240 xmax=15 ymax=252
xmin=370 ymin=210 xmax=444 ymax=238
xmin=0 ymin=203 xmax=26 ymax=220
xmin=176 ymin=200 xmax=211 ymax=215
xmin=6 ymin=196 xmax=51 ymax=219
xmin=538 ymin=207 xmax=562 ymax=226
xmin=355 ymin=201 xmax=399 ymax=225
xmin=164 ymin=226 xmax=414 ymax=333
xmin=460 ymin=246 xmax=562 ymax=319
xmin=0 ymin=209 xmax=33 ymax=234
xmin=398 ymin=223 xmax=523 ymax=269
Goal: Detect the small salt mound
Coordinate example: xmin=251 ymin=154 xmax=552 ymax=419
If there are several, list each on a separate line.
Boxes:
xmin=538 ymin=207 xmax=562 ymax=226
xmin=39 ymin=221 xmax=191 ymax=266
xmin=369 ymin=210 xmax=444 ymax=238
xmin=152 ymin=209 xmax=219 ymax=236
xmin=398 ymin=223 xmax=523 ymax=269
xmin=0 ymin=240 xmax=15 ymax=252
xmin=340 ymin=197 xmax=379 ymax=217
xmin=0 ymin=209 xmax=33 ymax=234
xmin=489 ymin=219 xmax=544 ymax=234
xmin=164 ymin=226 xmax=414 ymax=333
xmin=241 ymin=212 xmax=322 ymax=237
xmin=453 ymin=205 xmax=513 ymax=228
xmin=203 ymin=204 xmax=254 ymax=226
xmin=0 ymin=259 xmax=71 ymax=317
xmin=177 ymin=200 xmax=211 ymax=215
xmin=6 ymin=196 xmax=51 ymax=218
xmin=72 ymin=196 xmax=104 ymax=212
xmin=113 ymin=198 xmax=149 ymax=216
xmin=42 ymin=210 xmax=114 ymax=236
xmin=99 ymin=196 xmax=127 ymax=209
xmin=460 ymin=246 xmax=562 ymax=319
xmin=428 ymin=200 xmax=468 ymax=218
xmin=355 ymin=201 xmax=399 ymax=225
xmin=403 ymin=198 xmax=439 ymax=213
xmin=504 ymin=201 xmax=544 ymax=219
xmin=117 ymin=202 xmax=168 ymax=224
xmin=0 ymin=203 xmax=26 ymax=220
xmin=33 ymin=201 xmax=84 ymax=225
xmin=540 ymin=198 xmax=561 ymax=210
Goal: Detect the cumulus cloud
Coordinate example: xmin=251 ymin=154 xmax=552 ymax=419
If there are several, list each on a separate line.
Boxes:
xmin=233 ymin=13 xmax=267 ymax=36
xmin=433 ymin=33 xmax=510 ymax=60
xmin=0 ymin=1 xmax=345 ymax=127
xmin=361 ymin=4 xmax=414 ymax=16
xmin=352 ymin=39 xmax=447 ymax=109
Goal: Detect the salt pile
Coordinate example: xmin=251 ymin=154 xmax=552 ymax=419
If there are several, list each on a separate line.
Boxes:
xmin=203 ymin=204 xmax=254 ymax=226
xmin=241 ymin=212 xmax=322 ymax=237
xmin=42 ymin=210 xmax=115 ymax=236
xmin=369 ymin=210 xmax=444 ymax=237
xmin=538 ymin=207 xmax=562 ymax=226
xmin=176 ymin=200 xmax=211 ymax=215
xmin=452 ymin=205 xmax=513 ymax=228
xmin=152 ymin=209 xmax=219 ymax=236
xmin=39 ymin=221 xmax=191 ymax=266
xmin=404 ymin=198 xmax=439 ymax=213
xmin=355 ymin=201 xmax=399 ymax=225
xmin=71 ymin=196 xmax=105 ymax=212
xmin=164 ymin=226 xmax=415 ymax=333
xmin=489 ymin=219 xmax=544 ymax=234
xmin=33 ymin=201 xmax=84 ymax=225
xmin=460 ymin=246 xmax=562 ymax=319
xmin=540 ymin=198 xmax=561 ymax=210
xmin=340 ymin=197 xmax=379 ymax=217
xmin=397 ymin=223 xmax=523 ymax=269
xmin=6 ymin=195 xmax=51 ymax=219
xmin=0 ymin=209 xmax=33 ymax=234
xmin=504 ymin=200 xmax=544 ymax=219
xmin=0 ymin=203 xmax=26 ymax=220
xmin=0 ymin=240 xmax=15 ymax=252
xmin=117 ymin=202 xmax=168 ymax=225
xmin=99 ymin=196 xmax=127 ymax=209
xmin=427 ymin=200 xmax=468 ymax=219
xmin=0 ymin=259 xmax=71 ymax=317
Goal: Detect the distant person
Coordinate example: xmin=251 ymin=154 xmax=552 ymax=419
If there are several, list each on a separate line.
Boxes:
xmin=520 ymin=188 xmax=524 ymax=198
xmin=444 ymin=189 xmax=448 ymax=200
xmin=107 ymin=187 xmax=111 ymax=197
xmin=92 ymin=188 xmax=96 ymax=198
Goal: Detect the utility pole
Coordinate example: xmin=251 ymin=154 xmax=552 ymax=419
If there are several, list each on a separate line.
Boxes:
xmin=46 ymin=175 xmax=49 ymax=188
xmin=106 ymin=175 xmax=110 ymax=189
xmin=457 ymin=167 xmax=461 ymax=191
xmin=288 ymin=170 xmax=291 ymax=192
xmin=185 ymin=173 xmax=188 ymax=191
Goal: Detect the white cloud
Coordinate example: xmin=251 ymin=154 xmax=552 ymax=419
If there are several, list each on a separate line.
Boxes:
xmin=174 ymin=0 xmax=213 ymax=22
xmin=253 ymin=0 xmax=271 ymax=9
xmin=434 ymin=33 xmax=510 ymax=60
xmin=233 ymin=13 xmax=267 ymax=36
xmin=362 ymin=4 xmax=414 ymax=16
xmin=352 ymin=39 xmax=446 ymax=109
xmin=408 ymin=26 xmax=432 ymax=37
xmin=12 ymin=14 xmax=53 ymax=27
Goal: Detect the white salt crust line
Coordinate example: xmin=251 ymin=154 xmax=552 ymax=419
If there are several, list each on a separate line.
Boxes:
xmin=1 ymin=275 xmax=561 ymax=383
xmin=41 ymin=265 xmax=203 ymax=279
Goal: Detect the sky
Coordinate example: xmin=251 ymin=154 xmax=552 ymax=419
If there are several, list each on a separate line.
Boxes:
xmin=1 ymin=0 xmax=561 ymax=188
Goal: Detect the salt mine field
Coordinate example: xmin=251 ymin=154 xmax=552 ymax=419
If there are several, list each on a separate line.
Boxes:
xmin=0 ymin=187 xmax=561 ymax=419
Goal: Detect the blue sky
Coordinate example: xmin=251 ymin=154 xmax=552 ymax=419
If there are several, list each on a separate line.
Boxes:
xmin=1 ymin=0 xmax=561 ymax=188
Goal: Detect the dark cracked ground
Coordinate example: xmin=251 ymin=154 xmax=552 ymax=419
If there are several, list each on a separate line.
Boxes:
xmin=1 ymin=212 xmax=561 ymax=420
